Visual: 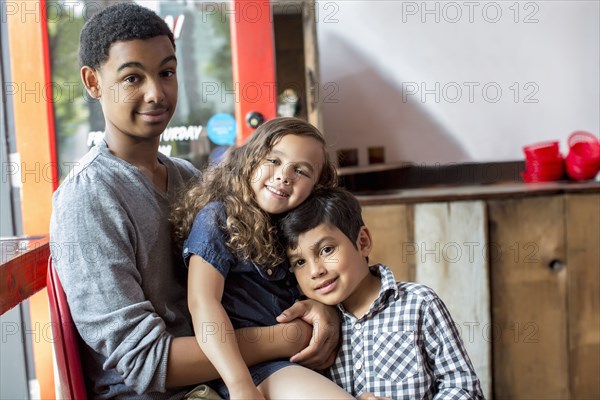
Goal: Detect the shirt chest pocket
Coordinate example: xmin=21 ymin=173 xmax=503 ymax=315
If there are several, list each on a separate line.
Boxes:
xmin=373 ymin=329 xmax=421 ymax=382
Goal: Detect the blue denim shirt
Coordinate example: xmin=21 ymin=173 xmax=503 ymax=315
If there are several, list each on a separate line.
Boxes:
xmin=183 ymin=201 xmax=299 ymax=329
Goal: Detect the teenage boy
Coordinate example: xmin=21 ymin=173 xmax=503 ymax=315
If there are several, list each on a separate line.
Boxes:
xmin=279 ymin=187 xmax=485 ymax=399
xmin=49 ymin=3 xmax=339 ymax=399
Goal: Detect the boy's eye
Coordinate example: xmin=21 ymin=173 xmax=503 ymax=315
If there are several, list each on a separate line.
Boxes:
xmin=320 ymin=245 xmax=334 ymax=256
xmin=161 ymin=70 xmax=176 ymax=78
xmin=123 ymin=75 xmax=140 ymax=85
xmin=292 ymin=259 xmax=306 ymax=270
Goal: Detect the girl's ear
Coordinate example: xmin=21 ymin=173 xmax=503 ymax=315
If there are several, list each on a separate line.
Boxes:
xmin=81 ymin=66 xmax=101 ymax=99
xmin=357 ymin=226 xmax=373 ymax=258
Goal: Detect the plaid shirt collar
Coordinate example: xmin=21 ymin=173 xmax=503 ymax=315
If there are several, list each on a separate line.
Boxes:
xmin=337 ymin=264 xmax=398 ymax=320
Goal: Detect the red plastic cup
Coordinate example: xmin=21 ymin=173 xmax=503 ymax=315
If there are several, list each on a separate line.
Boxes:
xmin=565 ymin=131 xmax=600 ymax=181
xmin=523 ymin=141 xmax=560 ymax=160
xmin=522 ymin=159 xmax=565 ymax=182
xmin=568 ymin=131 xmax=600 ymax=147
xmin=522 ymin=140 xmax=565 ymax=182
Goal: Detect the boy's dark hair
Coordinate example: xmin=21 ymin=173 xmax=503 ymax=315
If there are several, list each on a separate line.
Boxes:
xmin=79 ymin=3 xmax=175 ymax=69
xmin=280 ymin=187 xmax=364 ymax=250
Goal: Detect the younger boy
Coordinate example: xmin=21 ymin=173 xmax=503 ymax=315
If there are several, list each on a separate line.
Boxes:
xmin=279 ymin=187 xmax=485 ymax=399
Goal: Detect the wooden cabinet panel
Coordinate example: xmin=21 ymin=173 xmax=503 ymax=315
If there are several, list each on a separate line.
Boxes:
xmin=488 ymin=196 xmax=570 ymax=399
xmin=566 ymin=194 xmax=600 ymax=398
xmin=414 ymin=201 xmax=491 ymax=398
xmin=360 ymin=190 xmax=599 ymax=399
xmin=362 ymin=204 xmax=413 ymax=281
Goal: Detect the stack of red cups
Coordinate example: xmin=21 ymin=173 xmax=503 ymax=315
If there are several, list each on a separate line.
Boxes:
xmin=522 ymin=141 xmax=565 ymax=182
xmin=565 ymin=131 xmax=600 ymax=181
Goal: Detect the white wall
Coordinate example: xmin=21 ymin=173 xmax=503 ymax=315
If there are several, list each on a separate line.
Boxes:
xmin=316 ymin=0 xmax=600 ymax=165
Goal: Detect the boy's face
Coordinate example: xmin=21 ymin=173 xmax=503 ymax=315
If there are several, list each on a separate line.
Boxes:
xmin=82 ymin=36 xmax=177 ymax=143
xmin=287 ymin=223 xmax=373 ymax=309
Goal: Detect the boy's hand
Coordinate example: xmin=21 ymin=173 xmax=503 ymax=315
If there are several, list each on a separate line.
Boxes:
xmin=357 ymin=393 xmax=391 ymax=400
xmin=277 ymin=299 xmax=340 ymax=370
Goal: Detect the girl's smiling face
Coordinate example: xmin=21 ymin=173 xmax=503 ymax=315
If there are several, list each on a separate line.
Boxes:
xmin=250 ymin=134 xmax=324 ymax=215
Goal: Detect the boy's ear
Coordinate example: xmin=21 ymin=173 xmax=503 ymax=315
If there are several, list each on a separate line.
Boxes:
xmin=357 ymin=226 xmax=372 ymax=258
xmin=81 ymin=66 xmax=101 ymax=99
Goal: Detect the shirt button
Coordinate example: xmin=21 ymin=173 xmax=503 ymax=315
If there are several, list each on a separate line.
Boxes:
xmin=266 ymin=269 xmax=273 ymax=276
xmin=354 ymin=323 xmax=362 ymax=330
xmin=355 ymin=362 xmax=363 ymax=370
xmin=183 ymin=247 xmax=188 ymax=253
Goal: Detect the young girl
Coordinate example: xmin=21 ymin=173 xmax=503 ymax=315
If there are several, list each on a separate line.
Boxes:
xmin=171 ymin=118 xmax=353 ymax=399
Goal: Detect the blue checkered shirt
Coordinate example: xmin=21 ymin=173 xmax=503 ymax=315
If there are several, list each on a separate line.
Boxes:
xmin=326 ymin=264 xmax=485 ymax=399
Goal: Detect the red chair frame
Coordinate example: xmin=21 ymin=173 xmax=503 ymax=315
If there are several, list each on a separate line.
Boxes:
xmin=47 ymin=258 xmax=88 ymax=399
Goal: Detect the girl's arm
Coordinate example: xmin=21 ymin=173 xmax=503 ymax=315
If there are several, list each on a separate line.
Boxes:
xmin=187 ymin=254 xmax=264 ymax=399
xmin=165 ymin=319 xmax=312 ymax=387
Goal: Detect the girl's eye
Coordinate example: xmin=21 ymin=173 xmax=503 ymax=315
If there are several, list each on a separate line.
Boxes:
xmin=162 ymin=70 xmax=175 ymax=78
xmin=266 ymin=158 xmax=279 ymax=165
xmin=294 ymin=167 xmax=309 ymax=177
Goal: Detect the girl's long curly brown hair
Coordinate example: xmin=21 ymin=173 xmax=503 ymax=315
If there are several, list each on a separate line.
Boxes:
xmin=171 ymin=117 xmax=337 ymax=268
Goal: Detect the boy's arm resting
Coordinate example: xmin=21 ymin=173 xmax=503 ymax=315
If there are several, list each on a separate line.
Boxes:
xmin=50 ymin=179 xmax=176 ymax=394
xmin=187 ymin=255 xmax=263 ymax=399
xmin=277 ymin=298 xmax=341 ymax=369
xmin=424 ymin=297 xmax=485 ymax=399
xmin=166 ymin=319 xmax=312 ymax=387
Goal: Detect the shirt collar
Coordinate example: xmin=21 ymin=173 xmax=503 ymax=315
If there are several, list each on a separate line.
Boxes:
xmin=337 ymin=264 xmax=399 ymax=319
xmin=371 ymin=264 xmax=399 ymax=306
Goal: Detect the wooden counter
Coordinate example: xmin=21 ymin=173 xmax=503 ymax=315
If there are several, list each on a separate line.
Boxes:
xmin=0 ymin=235 xmax=49 ymax=315
xmin=355 ymin=180 xmax=600 ymax=205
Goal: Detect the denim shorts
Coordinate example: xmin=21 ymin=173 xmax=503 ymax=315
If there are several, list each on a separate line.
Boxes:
xmin=208 ymin=360 xmax=296 ymax=398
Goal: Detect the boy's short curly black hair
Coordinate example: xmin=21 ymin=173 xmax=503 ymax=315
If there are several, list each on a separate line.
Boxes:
xmin=79 ymin=2 xmax=175 ymax=69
